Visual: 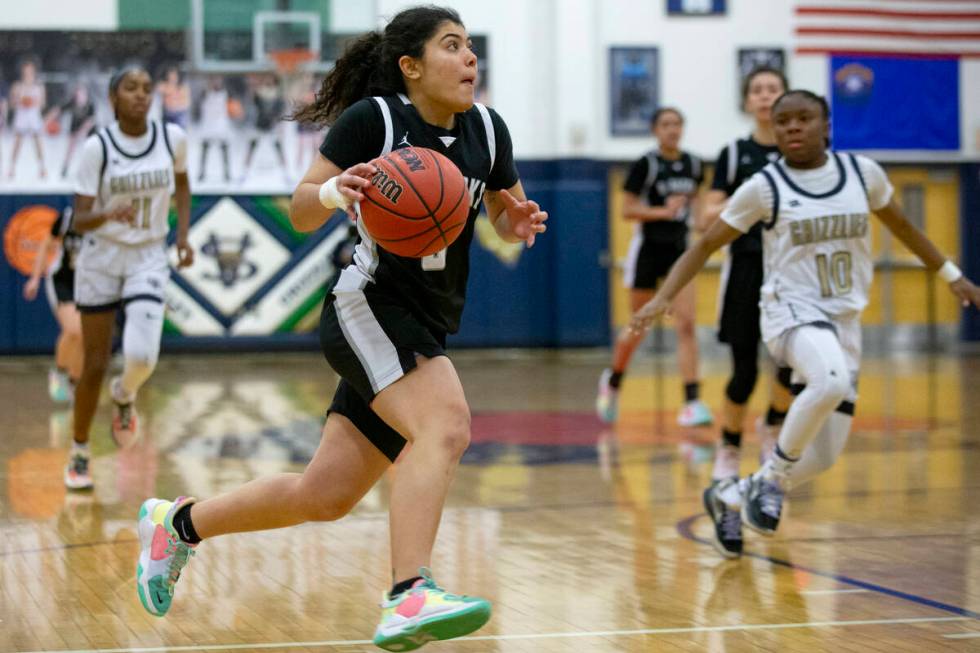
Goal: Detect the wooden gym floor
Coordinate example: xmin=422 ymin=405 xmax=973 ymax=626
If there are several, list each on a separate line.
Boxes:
xmin=1 ymin=348 xmax=979 ymax=652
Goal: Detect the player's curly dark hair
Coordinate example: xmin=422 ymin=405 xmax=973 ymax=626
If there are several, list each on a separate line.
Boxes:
xmin=292 ymin=5 xmax=463 ymax=127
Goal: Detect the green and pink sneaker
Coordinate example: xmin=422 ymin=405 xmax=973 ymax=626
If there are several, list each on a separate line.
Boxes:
xmin=136 ymin=497 xmax=197 ymax=617
xmin=372 ymin=568 xmax=491 ymax=651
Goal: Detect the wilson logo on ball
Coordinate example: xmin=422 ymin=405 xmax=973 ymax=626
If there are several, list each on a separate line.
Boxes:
xmin=395 ymin=147 xmax=426 ymax=172
xmin=371 ymin=168 xmax=404 ymax=204
xmin=360 ymin=146 xmax=469 ymax=259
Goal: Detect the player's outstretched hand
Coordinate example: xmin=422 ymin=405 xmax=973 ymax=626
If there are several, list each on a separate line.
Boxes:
xmin=498 ymin=189 xmax=548 ymax=247
xmin=629 ymin=295 xmax=671 ymax=335
xmin=950 ymin=276 xmax=980 ymax=309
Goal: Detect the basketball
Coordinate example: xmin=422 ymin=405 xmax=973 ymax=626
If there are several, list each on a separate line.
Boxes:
xmin=227 ymin=97 xmax=244 ymax=120
xmin=359 ymin=146 xmax=469 ymax=258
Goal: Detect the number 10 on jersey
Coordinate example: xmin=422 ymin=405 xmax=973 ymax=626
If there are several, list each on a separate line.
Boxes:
xmin=816 ymin=252 xmax=852 ymax=297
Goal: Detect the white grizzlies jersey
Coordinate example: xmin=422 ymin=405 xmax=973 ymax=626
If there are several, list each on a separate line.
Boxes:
xmin=74 ymin=121 xmax=187 ymax=245
xmin=722 ymin=152 xmax=894 ymax=342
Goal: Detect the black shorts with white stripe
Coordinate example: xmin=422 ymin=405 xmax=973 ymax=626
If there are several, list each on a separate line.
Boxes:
xmin=319 ymin=287 xmax=448 ymax=462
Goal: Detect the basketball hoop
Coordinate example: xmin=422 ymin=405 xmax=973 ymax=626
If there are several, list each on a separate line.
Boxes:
xmin=268 ymin=48 xmax=316 ymax=75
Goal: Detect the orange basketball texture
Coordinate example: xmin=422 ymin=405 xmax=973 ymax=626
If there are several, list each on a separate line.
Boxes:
xmin=359 ymin=147 xmax=469 ymax=258
xmin=3 ymin=204 xmax=59 ymax=275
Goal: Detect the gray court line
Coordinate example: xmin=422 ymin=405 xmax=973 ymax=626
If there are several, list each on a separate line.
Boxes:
xmin=9 ymin=616 xmax=969 ymax=653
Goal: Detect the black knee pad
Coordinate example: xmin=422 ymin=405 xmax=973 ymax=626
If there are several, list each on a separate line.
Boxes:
xmin=776 ymin=366 xmax=793 ymax=390
xmin=725 ymin=344 xmax=758 ymax=405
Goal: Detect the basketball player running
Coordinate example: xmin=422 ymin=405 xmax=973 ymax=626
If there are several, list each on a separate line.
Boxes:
xmin=698 ymin=68 xmax=795 ymax=554
xmin=66 ymin=67 xmax=193 ymax=490
xmin=632 ymin=90 xmax=980 ymax=557
xmin=135 ymin=7 xmax=546 ymax=651
xmin=596 ymin=107 xmax=712 ymax=427
xmin=22 ymin=206 xmax=84 ymax=402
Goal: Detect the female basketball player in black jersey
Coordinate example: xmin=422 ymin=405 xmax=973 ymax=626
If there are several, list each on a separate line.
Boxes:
xmin=136 ymin=7 xmax=546 ymax=651
xmin=596 ymin=107 xmax=712 ymax=428
xmin=23 ymin=206 xmax=83 ymax=402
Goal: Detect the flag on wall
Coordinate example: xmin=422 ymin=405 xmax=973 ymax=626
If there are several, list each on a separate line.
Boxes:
xmin=795 ymin=1 xmax=980 ymax=58
xmin=830 ymin=55 xmax=960 ymax=150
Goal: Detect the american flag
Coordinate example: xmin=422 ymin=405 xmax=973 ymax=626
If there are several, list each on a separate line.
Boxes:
xmin=795 ymin=0 xmax=980 ymax=58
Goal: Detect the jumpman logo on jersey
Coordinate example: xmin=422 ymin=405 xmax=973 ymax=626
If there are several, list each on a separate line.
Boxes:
xmin=398 ymin=132 xmax=411 ymax=147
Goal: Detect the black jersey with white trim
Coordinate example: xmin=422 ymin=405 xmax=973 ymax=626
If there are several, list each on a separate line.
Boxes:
xmin=623 ymin=150 xmax=703 ymax=244
xmin=320 ymin=95 xmax=519 ymax=335
xmin=711 ymin=136 xmax=781 ymax=255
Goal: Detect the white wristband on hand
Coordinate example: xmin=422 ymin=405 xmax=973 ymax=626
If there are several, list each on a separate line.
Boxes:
xmin=318 ymin=176 xmax=350 ymax=211
xmin=938 ymin=260 xmax=963 ymax=283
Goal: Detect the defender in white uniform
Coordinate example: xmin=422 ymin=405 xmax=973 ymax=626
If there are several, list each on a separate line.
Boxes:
xmin=67 ymin=67 xmax=194 ymax=490
xmin=631 ymin=90 xmax=980 ymax=559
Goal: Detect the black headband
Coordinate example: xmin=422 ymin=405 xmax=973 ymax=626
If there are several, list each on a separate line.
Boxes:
xmin=109 ymin=66 xmax=145 ymax=93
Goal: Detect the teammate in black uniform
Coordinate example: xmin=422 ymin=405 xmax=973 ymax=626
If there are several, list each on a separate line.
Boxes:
xmin=136 ymin=7 xmax=547 ymax=651
xmin=698 ymin=67 xmax=793 ymax=552
xmin=596 ymin=107 xmax=713 ymax=428
xmin=23 ymin=206 xmax=83 ymax=402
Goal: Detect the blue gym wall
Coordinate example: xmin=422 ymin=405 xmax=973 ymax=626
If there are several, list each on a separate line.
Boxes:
xmin=0 ymin=159 xmax=611 ymax=353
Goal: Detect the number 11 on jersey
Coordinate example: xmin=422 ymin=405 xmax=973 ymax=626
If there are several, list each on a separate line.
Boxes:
xmin=130 ymin=197 xmax=151 ymax=229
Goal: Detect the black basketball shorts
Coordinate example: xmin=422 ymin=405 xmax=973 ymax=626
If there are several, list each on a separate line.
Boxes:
xmin=717 ymin=252 xmax=764 ymax=347
xmin=45 ymin=267 xmax=75 ymax=308
xmin=623 ymin=238 xmax=686 ymax=290
xmin=319 ymin=283 xmax=448 ymax=462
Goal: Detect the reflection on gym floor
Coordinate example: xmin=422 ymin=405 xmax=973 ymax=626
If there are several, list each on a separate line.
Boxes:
xmin=2 ymin=350 xmax=978 ymax=652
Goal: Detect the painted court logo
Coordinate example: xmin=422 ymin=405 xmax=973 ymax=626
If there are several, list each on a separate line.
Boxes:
xmin=200 ymin=232 xmax=258 ymax=288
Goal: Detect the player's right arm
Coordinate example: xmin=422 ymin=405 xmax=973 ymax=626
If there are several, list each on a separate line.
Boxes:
xmin=622 ymin=191 xmax=687 ymax=222
xmin=290 ymin=155 xmax=376 ymax=232
xmin=70 ymin=135 xmax=135 ymax=232
xmin=290 ymin=99 xmax=384 ymax=232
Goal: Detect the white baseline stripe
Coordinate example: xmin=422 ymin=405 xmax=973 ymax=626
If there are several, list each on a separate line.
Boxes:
xmin=11 ymin=616 xmax=969 ymax=653
xmin=944 ymin=632 xmax=980 ymax=639
xmin=801 ymin=588 xmax=871 ymax=595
